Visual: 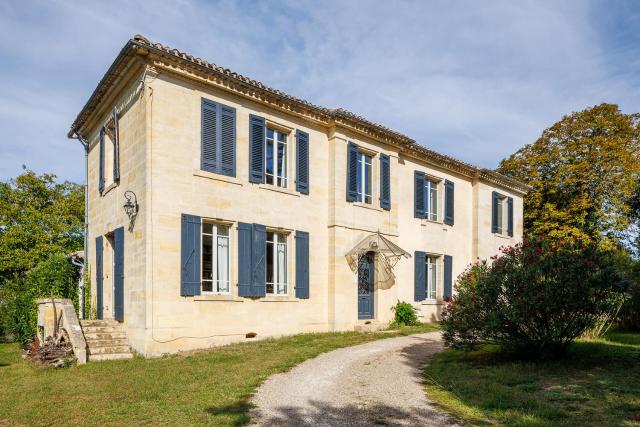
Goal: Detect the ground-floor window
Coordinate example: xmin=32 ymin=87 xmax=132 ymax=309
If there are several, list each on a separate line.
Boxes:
xmin=202 ymin=222 xmax=230 ymax=293
xmin=266 ymin=231 xmax=287 ymax=295
xmin=426 ymin=255 xmax=438 ymax=299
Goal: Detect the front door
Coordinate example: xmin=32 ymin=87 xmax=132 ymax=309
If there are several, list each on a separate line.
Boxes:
xmin=357 ymin=252 xmax=375 ymax=319
xmin=113 ymin=227 xmax=125 ymax=322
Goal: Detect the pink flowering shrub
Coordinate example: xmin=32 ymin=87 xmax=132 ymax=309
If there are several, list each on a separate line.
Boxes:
xmin=441 ymin=238 xmax=629 ymax=359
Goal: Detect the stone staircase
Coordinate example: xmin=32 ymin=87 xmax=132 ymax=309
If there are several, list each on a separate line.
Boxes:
xmin=80 ymin=319 xmax=133 ymax=361
xmin=354 ymin=320 xmax=388 ymax=333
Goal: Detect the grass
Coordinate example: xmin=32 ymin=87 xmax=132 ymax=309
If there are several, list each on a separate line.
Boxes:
xmin=0 ymin=322 xmax=439 ymax=426
xmin=424 ymin=332 xmax=640 ymax=426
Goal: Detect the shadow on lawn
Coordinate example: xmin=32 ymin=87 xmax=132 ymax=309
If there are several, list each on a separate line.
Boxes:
xmin=423 ymin=336 xmax=640 ymax=426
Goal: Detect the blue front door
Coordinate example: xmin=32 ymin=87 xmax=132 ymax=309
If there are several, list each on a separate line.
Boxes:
xmin=358 ymin=252 xmax=375 ymax=319
xmin=113 ymin=227 xmax=125 ymax=322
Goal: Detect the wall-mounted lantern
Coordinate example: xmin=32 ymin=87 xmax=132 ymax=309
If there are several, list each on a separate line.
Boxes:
xmin=123 ymin=190 xmax=139 ymax=232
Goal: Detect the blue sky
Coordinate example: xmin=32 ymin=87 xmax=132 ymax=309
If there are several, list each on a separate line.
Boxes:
xmin=1 ymin=0 xmax=639 ymax=183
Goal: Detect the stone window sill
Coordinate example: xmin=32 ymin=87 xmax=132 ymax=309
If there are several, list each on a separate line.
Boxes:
xmin=101 ymin=181 xmax=119 ymax=197
xmin=258 ymin=184 xmax=300 ymax=197
xmin=259 ymin=295 xmax=300 ymax=302
xmin=352 ymin=201 xmax=383 ymax=212
xmin=421 ymin=300 xmax=444 ymax=306
xmin=493 ymin=232 xmax=512 ymax=240
xmin=193 ymin=169 xmax=243 ymax=186
xmin=194 ymin=294 xmax=244 ymax=302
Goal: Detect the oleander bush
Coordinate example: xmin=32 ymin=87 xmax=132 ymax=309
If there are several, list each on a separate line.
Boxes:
xmin=441 ymin=238 xmax=630 ymax=359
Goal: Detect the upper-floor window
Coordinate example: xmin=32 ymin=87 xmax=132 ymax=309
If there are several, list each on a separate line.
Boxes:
xmin=201 ymin=98 xmax=236 ymax=177
xmin=266 ymin=231 xmax=287 ymax=295
xmin=265 ymin=128 xmax=287 ymax=187
xmin=425 ymin=178 xmax=439 ymax=221
xmin=202 ymin=222 xmax=230 ymax=293
xmin=98 ymin=110 xmax=120 ymax=194
xmin=356 ymin=152 xmax=372 ymax=204
xmin=492 ymin=191 xmax=514 ymax=237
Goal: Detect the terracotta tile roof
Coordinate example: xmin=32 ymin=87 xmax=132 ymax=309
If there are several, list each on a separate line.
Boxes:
xmin=68 ymin=35 xmax=530 ymax=194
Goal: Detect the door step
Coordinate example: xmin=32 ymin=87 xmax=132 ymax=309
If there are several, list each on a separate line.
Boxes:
xmin=355 ymin=321 xmax=387 ymax=333
xmin=80 ymin=319 xmax=133 ymax=362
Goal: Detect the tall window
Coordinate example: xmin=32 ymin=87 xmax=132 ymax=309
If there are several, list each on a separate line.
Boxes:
xmin=266 ymin=232 xmax=287 ymax=295
xmin=202 ymin=223 xmax=230 ymax=293
xmin=496 ymin=196 xmax=504 ymax=234
xmin=265 ymin=128 xmax=287 ymax=187
xmin=425 ymin=179 xmax=438 ymax=221
xmin=356 ymin=152 xmax=372 ymax=204
xmin=426 ymin=255 xmax=438 ymax=300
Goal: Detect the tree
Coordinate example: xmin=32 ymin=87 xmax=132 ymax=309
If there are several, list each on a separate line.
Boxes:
xmin=498 ymin=103 xmax=640 ymax=249
xmin=0 ymin=169 xmax=83 ymax=340
xmin=0 ymin=168 xmax=84 ymax=281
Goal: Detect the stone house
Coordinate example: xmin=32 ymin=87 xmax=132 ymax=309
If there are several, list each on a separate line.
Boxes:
xmin=68 ymin=35 xmax=528 ymax=356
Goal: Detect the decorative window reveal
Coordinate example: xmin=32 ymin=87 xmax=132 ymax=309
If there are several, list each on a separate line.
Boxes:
xmin=201 ymin=222 xmax=230 ymax=293
xmin=266 ymin=231 xmax=288 ymax=295
xmin=265 ymin=128 xmax=287 ymax=188
xmin=492 ymin=191 xmax=513 ymax=236
xmin=99 ymin=109 xmax=120 ymax=194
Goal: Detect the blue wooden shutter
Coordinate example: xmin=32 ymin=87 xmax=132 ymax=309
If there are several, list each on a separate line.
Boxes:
xmin=113 ymin=109 xmax=120 ymax=183
xmin=414 ymin=171 xmax=425 ymax=218
xmin=414 ymin=251 xmax=426 ymax=301
xmin=346 ymin=142 xmax=358 ymax=201
xmin=491 ymin=191 xmax=499 ymax=233
xmin=443 ymin=255 xmax=453 ymax=300
xmin=237 ymin=222 xmax=252 ymax=297
xmin=507 ymin=196 xmax=514 ymax=237
xmin=98 ymin=127 xmax=105 ymax=194
xmin=295 ymin=231 xmax=310 ymax=299
xmin=220 ymin=104 xmax=236 ymax=177
xmin=252 ymin=224 xmax=267 ymax=297
xmin=95 ymin=236 xmax=104 ymax=319
xmin=444 ymin=180 xmax=454 ymax=226
xmin=201 ymin=99 xmax=218 ymax=173
xmin=113 ymin=227 xmax=125 ymax=322
xmin=296 ymin=130 xmax=310 ymax=194
xmin=380 ymin=154 xmax=391 ymax=210
xmin=249 ymin=115 xmax=265 ymax=183
xmin=180 ymin=214 xmax=201 ymax=296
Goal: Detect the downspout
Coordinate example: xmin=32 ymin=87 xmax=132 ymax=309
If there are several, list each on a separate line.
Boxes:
xmin=70 ymin=131 xmax=89 ymax=320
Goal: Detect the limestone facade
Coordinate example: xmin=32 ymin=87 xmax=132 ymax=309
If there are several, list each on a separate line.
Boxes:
xmin=70 ymin=36 xmax=527 ymax=356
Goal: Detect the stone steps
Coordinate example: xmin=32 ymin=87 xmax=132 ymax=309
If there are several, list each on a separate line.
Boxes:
xmin=80 ymin=319 xmax=133 ymax=362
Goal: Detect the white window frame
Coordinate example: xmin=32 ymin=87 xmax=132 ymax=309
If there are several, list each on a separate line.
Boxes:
xmin=266 ymin=231 xmax=288 ymax=295
xmin=265 ymin=128 xmax=288 ymax=188
xmin=201 ymin=221 xmax=231 ymax=294
xmin=356 ymin=151 xmax=373 ymax=204
xmin=426 ymin=255 xmax=439 ymax=300
xmin=425 ymin=178 xmax=440 ymax=222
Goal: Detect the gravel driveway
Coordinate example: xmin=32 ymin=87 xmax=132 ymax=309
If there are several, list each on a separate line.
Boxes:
xmin=250 ymin=332 xmax=460 ymax=426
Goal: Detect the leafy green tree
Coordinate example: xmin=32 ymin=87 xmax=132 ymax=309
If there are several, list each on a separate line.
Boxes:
xmin=0 ymin=168 xmax=84 ymax=281
xmin=498 ymin=103 xmax=640 ymax=249
xmin=0 ymin=169 xmax=83 ymax=340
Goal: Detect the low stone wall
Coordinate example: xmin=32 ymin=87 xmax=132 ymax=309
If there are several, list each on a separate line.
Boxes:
xmin=36 ymin=299 xmax=87 ymax=364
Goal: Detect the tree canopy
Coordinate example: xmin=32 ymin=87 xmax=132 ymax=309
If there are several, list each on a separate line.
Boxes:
xmin=0 ymin=168 xmax=84 ymax=282
xmin=498 ymin=103 xmax=640 ymax=249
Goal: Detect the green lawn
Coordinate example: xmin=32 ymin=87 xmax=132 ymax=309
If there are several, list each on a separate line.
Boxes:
xmin=425 ymin=332 xmax=640 ymax=426
xmin=0 ymin=323 xmax=438 ymax=426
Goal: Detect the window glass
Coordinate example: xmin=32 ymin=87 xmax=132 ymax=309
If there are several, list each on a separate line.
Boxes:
xmin=424 ymin=179 xmax=439 ymax=221
xmin=426 ymin=256 xmax=438 ymax=300
xmin=266 ymin=232 xmax=288 ymax=295
xmin=357 ymin=152 xmax=372 ymax=204
xmin=201 ymin=222 xmax=231 ymax=293
xmin=265 ymin=128 xmax=287 ymax=188
xmin=497 ymin=198 xmax=504 ymax=234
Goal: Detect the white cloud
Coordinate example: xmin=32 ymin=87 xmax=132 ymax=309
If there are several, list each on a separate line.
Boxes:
xmin=0 ymin=0 xmax=638 ymax=182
